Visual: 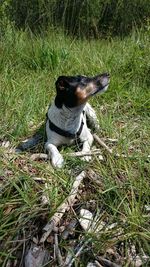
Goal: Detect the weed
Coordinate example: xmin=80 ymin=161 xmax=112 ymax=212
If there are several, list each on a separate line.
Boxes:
xmin=0 ymin=27 xmax=150 ymax=265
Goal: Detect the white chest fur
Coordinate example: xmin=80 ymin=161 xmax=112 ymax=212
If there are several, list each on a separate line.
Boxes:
xmin=45 ymin=102 xmax=97 ymax=168
xmin=47 ymin=102 xmax=85 ymax=134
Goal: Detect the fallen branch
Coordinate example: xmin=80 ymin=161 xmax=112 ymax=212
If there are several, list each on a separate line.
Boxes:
xmin=95 ymin=261 xmax=103 ymax=267
xmin=96 ymin=257 xmax=121 ymax=267
xmin=93 ymin=134 xmax=128 ymax=159
xmin=64 ymin=249 xmax=74 ymax=266
xmin=66 ymin=238 xmax=92 ymax=267
xmin=93 ymin=134 xmax=113 ymax=154
xmin=87 ymin=263 xmax=98 ymax=267
xmin=39 ymin=171 xmax=86 ymax=243
xmin=61 ymin=218 xmax=78 ymax=240
xmin=102 ymin=138 xmax=118 ymax=143
xmin=30 ymin=153 xmax=48 ymax=161
xmin=32 ymin=177 xmax=47 ymax=182
xmin=30 ymin=150 xmax=103 ymax=161
xmin=65 ymin=149 xmax=103 ymax=159
xmin=54 ymin=233 xmax=64 ymax=266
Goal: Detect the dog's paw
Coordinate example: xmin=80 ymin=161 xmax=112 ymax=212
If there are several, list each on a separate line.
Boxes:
xmin=51 ymin=154 xmax=64 ymax=168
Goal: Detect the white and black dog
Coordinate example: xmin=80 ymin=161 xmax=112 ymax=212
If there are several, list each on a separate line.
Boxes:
xmin=45 ymin=73 xmax=110 ymax=168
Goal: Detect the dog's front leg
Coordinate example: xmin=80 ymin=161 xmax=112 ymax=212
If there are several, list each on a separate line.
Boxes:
xmin=84 ymin=103 xmax=100 ymax=131
xmin=45 ymin=142 xmax=64 ymax=168
xmin=80 ymin=129 xmax=94 ymax=162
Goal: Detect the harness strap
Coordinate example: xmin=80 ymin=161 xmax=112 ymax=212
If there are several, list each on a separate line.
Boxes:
xmin=46 ymin=113 xmax=84 ymax=139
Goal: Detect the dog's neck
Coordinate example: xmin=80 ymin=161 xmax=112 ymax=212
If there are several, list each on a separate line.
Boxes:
xmin=48 ymin=100 xmax=86 ymax=134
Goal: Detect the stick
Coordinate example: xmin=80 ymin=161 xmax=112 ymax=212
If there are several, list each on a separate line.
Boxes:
xmin=64 ymin=250 xmax=74 ymax=266
xmin=65 ymin=149 xmax=103 ymax=158
xmin=30 ymin=150 xmax=103 ymax=161
xmin=102 ymin=138 xmax=118 ymax=143
xmin=93 ymin=134 xmax=129 ymax=159
xmin=93 ymin=134 xmax=113 ymax=154
xmin=39 ymin=171 xmax=86 ymax=243
xmin=67 ymin=238 xmax=92 ymax=267
xmin=96 ymin=257 xmax=121 ymax=267
xmin=32 ymin=177 xmax=47 ymax=182
xmin=95 ymin=261 xmax=103 ymax=267
xmin=54 ymin=233 xmax=64 ymax=266
xmin=61 ymin=218 xmax=78 ymax=240
xmin=30 ymin=153 xmax=48 ymax=160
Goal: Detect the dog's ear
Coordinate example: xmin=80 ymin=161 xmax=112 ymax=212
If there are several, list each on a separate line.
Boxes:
xmin=55 ymin=76 xmax=68 ymax=91
xmin=57 ymin=80 xmax=65 ymax=91
xmin=55 ymin=76 xmax=69 ymax=108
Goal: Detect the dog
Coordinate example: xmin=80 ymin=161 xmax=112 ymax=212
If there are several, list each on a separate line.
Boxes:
xmin=45 ymin=73 xmax=110 ymax=168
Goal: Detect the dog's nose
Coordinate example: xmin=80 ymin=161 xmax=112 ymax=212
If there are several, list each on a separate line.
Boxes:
xmin=98 ymin=73 xmax=110 ymax=87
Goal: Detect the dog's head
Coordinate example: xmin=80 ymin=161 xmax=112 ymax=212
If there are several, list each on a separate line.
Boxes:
xmin=55 ymin=73 xmax=110 ymax=108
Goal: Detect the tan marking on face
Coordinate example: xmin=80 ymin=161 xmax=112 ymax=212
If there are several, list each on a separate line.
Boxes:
xmin=75 ymin=83 xmax=96 ymax=105
xmin=75 ymin=87 xmax=87 ymax=105
xmin=85 ymin=82 xmax=95 ymax=95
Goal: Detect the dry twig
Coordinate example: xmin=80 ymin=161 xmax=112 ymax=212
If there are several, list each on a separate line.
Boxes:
xmin=102 ymin=138 xmax=118 ymax=143
xmin=93 ymin=134 xmax=113 ymax=154
xmin=32 ymin=177 xmax=47 ymax=182
xmin=96 ymin=257 xmax=121 ymax=267
xmin=66 ymin=238 xmax=92 ymax=267
xmin=61 ymin=218 xmax=78 ymax=240
xmin=30 ymin=153 xmax=48 ymax=161
xmin=30 ymin=149 xmax=103 ymax=161
xmin=94 ymin=261 xmax=103 ymax=267
xmin=54 ymin=233 xmax=64 ymax=266
xmin=65 ymin=149 xmax=103 ymax=159
xmin=93 ymin=134 xmax=129 ymax=159
xmin=39 ymin=171 xmax=86 ymax=243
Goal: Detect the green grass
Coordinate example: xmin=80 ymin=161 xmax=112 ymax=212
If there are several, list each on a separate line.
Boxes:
xmin=0 ymin=26 xmax=150 ymax=265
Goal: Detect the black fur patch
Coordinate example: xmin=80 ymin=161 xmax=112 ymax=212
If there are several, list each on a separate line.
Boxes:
xmin=54 ymin=73 xmax=110 ymax=108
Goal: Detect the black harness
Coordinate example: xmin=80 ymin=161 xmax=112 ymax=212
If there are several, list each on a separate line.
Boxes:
xmin=46 ymin=113 xmax=84 ymax=139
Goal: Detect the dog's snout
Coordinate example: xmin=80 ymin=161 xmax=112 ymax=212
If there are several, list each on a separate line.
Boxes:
xmin=97 ymin=72 xmax=110 ymax=80
xmin=98 ymin=73 xmax=110 ymax=87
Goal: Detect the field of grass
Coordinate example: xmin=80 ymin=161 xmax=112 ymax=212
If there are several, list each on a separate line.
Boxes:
xmin=0 ymin=26 xmax=150 ymax=266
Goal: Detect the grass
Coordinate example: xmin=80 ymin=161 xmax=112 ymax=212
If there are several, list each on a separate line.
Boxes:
xmin=0 ymin=26 xmax=150 ymax=265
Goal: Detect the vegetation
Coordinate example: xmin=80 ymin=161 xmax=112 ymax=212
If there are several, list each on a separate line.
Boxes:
xmin=0 ymin=0 xmax=150 ymax=266
xmin=1 ymin=0 xmax=150 ymax=36
xmin=0 ymin=25 xmax=150 ymax=265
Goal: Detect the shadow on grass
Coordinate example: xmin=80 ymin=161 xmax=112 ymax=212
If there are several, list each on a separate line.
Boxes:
xmin=16 ymin=123 xmax=46 ymax=153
